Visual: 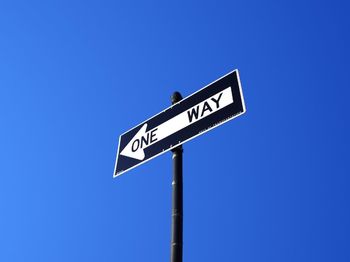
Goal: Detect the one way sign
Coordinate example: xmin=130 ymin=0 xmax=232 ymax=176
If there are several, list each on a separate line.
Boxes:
xmin=114 ymin=69 xmax=246 ymax=177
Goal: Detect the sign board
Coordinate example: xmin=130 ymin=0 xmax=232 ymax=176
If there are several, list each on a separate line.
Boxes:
xmin=114 ymin=69 xmax=246 ymax=177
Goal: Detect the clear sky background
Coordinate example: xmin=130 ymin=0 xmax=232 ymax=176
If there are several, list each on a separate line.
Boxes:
xmin=0 ymin=0 xmax=349 ymax=261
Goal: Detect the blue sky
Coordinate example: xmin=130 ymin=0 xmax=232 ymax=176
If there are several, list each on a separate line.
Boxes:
xmin=0 ymin=0 xmax=349 ymax=261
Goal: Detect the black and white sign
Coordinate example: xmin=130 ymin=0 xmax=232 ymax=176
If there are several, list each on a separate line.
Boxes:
xmin=114 ymin=69 xmax=246 ymax=177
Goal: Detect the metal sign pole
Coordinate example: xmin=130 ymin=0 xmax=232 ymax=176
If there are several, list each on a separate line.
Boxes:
xmin=171 ymin=92 xmax=183 ymax=262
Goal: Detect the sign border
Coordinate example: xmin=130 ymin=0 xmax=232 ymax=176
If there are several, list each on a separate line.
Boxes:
xmin=113 ymin=69 xmax=246 ymax=178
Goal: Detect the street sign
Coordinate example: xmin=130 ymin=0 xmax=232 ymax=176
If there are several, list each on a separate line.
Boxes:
xmin=114 ymin=69 xmax=246 ymax=177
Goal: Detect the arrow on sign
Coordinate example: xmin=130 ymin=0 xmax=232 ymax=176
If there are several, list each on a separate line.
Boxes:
xmin=120 ymin=86 xmax=234 ymax=160
xmin=114 ymin=69 xmax=246 ymax=177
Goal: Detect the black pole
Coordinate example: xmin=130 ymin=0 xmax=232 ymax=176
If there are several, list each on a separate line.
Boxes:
xmin=171 ymin=92 xmax=183 ymax=262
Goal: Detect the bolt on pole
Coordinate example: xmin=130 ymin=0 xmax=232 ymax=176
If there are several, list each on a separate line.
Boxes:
xmin=171 ymin=91 xmax=183 ymax=262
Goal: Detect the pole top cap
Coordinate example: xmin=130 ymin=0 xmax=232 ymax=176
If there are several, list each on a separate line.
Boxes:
xmin=171 ymin=91 xmax=183 ymax=105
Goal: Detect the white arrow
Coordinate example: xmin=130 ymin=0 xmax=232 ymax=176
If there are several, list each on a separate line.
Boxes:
xmin=120 ymin=86 xmax=234 ymax=160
